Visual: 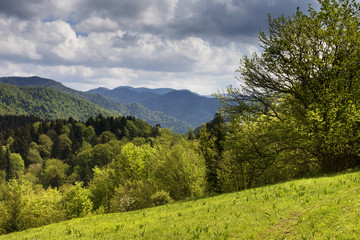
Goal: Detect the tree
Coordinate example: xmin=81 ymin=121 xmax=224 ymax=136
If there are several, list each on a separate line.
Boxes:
xmin=98 ymin=131 xmax=117 ymax=144
xmin=198 ymin=113 xmax=226 ymax=192
xmin=8 ymin=153 xmax=24 ymax=179
xmin=26 ymin=147 xmax=43 ymax=165
xmin=83 ymin=125 xmax=95 ymax=143
xmin=61 ymin=182 xmax=93 ymax=219
xmin=38 ymin=134 xmax=53 ymax=159
xmin=218 ymin=0 xmax=360 ymax=173
xmin=89 ymin=167 xmax=115 ymax=212
xmin=42 ymin=159 xmax=69 ymax=188
xmin=112 ymin=143 xmax=153 ymax=183
xmin=153 ymin=139 xmax=206 ymax=200
xmin=52 ymin=134 xmax=72 ymax=160
xmin=76 ymin=141 xmax=122 ymax=185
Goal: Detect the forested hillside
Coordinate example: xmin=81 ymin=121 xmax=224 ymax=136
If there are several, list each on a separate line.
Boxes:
xmin=0 ymin=83 xmax=113 ymax=121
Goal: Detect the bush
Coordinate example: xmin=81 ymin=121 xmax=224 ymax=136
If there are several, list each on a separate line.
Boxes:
xmin=110 ymin=180 xmax=155 ymax=212
xmin=151 ymin=190 xmax=173 ymax=206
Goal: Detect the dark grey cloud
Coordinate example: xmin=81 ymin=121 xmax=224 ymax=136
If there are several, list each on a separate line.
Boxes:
xmin=75 ymin=0 xmax=146 ymax=20
xmin=0 ymin=0 xmax=53 ymax=19
xmin=153 ymin=0 xmax=318 ymax=44
xmin=72 ymin=0 xmax=176 ymax=27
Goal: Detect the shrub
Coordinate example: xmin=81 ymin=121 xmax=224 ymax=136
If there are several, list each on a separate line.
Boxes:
xmin=151 ymin=190 xmax=173 ymax=206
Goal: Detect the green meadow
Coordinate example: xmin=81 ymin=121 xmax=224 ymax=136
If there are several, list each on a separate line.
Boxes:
xmin=2 ymin=170 xmax=360 ymax=240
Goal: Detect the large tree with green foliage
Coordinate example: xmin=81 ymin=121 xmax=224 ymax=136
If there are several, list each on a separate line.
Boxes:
xmin=219 ymin=0 xmax=360 ymax=173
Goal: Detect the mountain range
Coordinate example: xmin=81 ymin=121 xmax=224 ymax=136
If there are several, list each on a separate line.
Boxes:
xmin=0 ymin=76 xmax=220 ymax=133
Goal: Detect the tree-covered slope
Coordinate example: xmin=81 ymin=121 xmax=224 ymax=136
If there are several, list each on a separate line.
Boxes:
xmin=2 ymin=170 xmax=360 ymax=239
xmin=0 ymin=83 xmax=114 ymax=121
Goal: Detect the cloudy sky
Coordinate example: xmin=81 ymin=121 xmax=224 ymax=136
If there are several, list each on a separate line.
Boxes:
xmin=0 ymin=0 xmax=318 ymax=95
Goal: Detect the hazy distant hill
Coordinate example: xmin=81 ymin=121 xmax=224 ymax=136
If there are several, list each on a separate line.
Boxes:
xmin=141 ymin=90 xmax=221 ymax=127
xmin=88 ymin=86 xmax=174 ymax=103
xmin=90 ymin=87 xmax=160 ymax=103
xmin=0 ymin=76 xmax=192 ymax=132
xmin=88 ymin=85 xmax=221 ymax=127
xmin=0 ymin=83 xmax=113 ymax=121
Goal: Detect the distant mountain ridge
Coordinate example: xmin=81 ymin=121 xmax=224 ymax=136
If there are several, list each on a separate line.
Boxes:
xmin=0 ymin=76 xmax=220 ymax=132
xmin=87 ymin=85 xmax=221 ymax=127
xmin=89 ymin=86 xmax=175 ymax=96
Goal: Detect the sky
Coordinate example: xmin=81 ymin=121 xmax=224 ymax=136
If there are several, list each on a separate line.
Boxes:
xmin=0 ymin=0 xmax=318 ymax=95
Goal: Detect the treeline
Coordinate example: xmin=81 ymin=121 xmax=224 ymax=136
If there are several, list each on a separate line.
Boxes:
xmin=0 ymin=115 xmax=206 ymax=234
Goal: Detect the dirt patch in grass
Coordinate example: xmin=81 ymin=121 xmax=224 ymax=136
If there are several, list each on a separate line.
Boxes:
xmin=260 ymin=211 xmax=302 ymax=238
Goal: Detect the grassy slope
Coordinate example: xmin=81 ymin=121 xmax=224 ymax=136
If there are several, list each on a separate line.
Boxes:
xmin=2 ymin=171 xmax=360 ymax=239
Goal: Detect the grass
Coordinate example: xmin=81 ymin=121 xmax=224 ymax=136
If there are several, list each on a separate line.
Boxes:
xmin=2 ymin=170 xmax=360 ymax=239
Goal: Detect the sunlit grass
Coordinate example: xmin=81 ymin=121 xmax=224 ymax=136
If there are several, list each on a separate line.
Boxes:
xmin=2 ymin=170 xmax=360 ymax=239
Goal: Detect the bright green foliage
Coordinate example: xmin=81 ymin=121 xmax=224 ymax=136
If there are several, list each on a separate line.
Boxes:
xmin=17 ymin=187 xmax=65 ymax=230
xmin=112 ymin=143 xmax=153 ymax=182
xmin=106 ymin=143 xmax=156 ymax=211
xmin=0 ymin=180 xmax=29 ymax=232
xmin=89 ymin=167 xmax=116 ymax=212
xmin=0 ymin=115 xmax=189 ymax=235
xmin=89 ymin=142 xmax=153 ymax=213
xmin=153 ymin=139 xmax=206 ymax=200
xmin=61 ymin=182 xmax=93 ymax=219
xmin=88 ymin=135 xmax=206 ymax=213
